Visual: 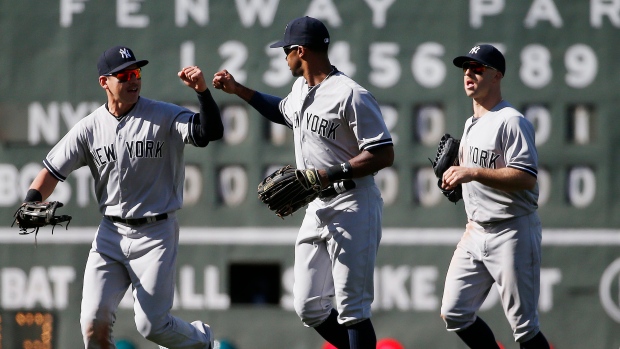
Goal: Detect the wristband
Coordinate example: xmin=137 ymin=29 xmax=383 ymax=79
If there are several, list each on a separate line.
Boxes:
xmin=24 ymin=189 xmax=42 ymax=202
xmin=326 ymin=161 xmax=353 ymax=183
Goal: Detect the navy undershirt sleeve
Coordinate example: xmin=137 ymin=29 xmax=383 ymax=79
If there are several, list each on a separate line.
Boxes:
xmin=248 ymin=91 xmax=286 ymax=125
xmin=192 ymin=89 xmax=224 ymax=147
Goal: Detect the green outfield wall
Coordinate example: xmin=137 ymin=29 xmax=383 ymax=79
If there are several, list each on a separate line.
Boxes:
xmin=1 ymin=0 xmax=620 ymax=348
xmin=1 ymin=228 xmax=620 ymax=348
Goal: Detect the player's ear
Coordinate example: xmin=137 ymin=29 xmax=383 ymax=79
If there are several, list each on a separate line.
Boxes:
xmin=297 ymin=45 xmax=306 ymax=57
xmin=99 ymin=76 xmax=109 ymax=89
xmin=493 ymin=70 xmax=503 ymax=82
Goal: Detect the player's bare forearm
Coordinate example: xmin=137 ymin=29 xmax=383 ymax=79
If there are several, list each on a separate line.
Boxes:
xmin=212 ymin=70 xmax=255 ymax=102
xmin=351 ymin=146 xmax=394 ymax=175
xmin=318 ymin=145 xmax=394 ymax=187
xmin=443 ymin=166 xmax=536 ymax=192
xmin=28 ymin=169 xmax=60 ymax=201
xmin=476 ymin=167 xmax=536 ymax=191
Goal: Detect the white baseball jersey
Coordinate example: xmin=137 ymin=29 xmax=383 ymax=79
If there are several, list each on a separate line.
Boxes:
xmin=279 ymin=68 xmax=392 ymax=170
xmin=44 ymin=97 xmax=199 ymax=218
xmin=459 ymin=100 xmax=539 ymax=223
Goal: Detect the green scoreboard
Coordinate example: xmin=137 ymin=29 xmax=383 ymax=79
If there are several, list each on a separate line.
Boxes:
xmin=1 ymin=0 xmax=619 ymax=228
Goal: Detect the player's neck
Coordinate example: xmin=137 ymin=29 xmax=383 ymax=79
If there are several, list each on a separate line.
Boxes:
xmin=107 ymin=100 xmax=137 ymax=118
xmin=304 ymin=61 xmax=334 ymax=87
xmin=472 ymin=93 xmax=502 ymax=118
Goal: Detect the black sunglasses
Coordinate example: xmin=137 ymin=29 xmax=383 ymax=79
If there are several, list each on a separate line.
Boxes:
xmin=283 ymin=45 xmax=299 ymax=56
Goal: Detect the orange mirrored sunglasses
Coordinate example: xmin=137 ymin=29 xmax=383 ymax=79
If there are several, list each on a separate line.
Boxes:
xmin=108 ymin=68 xmax=141 ymax=82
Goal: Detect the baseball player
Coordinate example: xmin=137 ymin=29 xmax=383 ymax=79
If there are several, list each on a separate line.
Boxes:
xmin=439 ymin=44 xmax=550 ymax=349
xmin=212 ymin=16 xmax=394 ymax=349
xmin=21 ymin=46 xmax=223 ymax=348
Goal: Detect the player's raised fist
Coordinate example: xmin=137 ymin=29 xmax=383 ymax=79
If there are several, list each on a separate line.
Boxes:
xmin=212 ymin=70 xmax=238 ymax=94
xmin=178 ymin=66 xmax=207 ymax=93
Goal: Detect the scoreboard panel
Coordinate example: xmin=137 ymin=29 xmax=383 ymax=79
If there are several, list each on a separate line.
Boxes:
xmin=0 ymin=0 xmax=618 ymax=228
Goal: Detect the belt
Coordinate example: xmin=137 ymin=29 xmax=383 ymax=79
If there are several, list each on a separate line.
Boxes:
xmin=106 ymin=213 xmax=168 ymax=226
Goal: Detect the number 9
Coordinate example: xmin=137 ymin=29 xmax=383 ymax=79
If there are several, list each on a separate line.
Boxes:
xmin=565 ymin=44 xmax=597 ymax=89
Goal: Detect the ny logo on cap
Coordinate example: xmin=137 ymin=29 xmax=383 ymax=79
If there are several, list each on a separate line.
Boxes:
xmin=119 ymin=48 xmax=132 ymax=59
xmin=469 ymin=46 xmax=481 ymax=54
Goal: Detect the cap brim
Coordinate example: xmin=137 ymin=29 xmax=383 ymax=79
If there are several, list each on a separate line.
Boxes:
xmin=453 ymin=56 xmax=484 ymax=69
xmin=269 ymin=41 xmax=288 ymax=48
xmin=108 ymin=59 xmax=149 ymax=74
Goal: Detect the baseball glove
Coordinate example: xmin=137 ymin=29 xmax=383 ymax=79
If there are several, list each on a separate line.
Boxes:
xmin=429 ymin=134 xmax=463 ymax=203
xmin=257 ymin=165 xmax=322 ymax=218
xmin=12 ymin=201 xmax=72 ymax=236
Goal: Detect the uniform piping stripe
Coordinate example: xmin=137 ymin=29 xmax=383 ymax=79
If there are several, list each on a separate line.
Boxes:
xmin=508 ymin=164 xmax=537 ymax=177
xmin=361 ymin=138 xmax=393 ymax=151
xmin=284 ymin=118 xmax=293 ymax=129
xmin=278 ymin=99 xmax=293 ymax=129
xmin=43 ymin=160 xmax=66 ymax=181
xmin=188 ymin=114 xmax=197 ymax=146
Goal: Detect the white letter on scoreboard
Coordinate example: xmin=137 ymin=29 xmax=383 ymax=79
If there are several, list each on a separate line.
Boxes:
xmin=524 ymin=0 xmax=563 ymax=28
xmin=117 ymin=0 xmax=149 ymax=28
xmin=591 ymin=0 xmax=620 ymax=28
xmin=470 ymin=0 xmax=505 ymax=28
xmin=306 ymin=0 xmax=342 ymax=26
xmin=235 ymin=0 xmax=279 ymax=27
xmin=60 ymin=0 xmax=89 ymax=27
xmin=364 ymin=0 xmax=397 ymax=28
xmin=176 ymin=0 xmax=209 ymax=27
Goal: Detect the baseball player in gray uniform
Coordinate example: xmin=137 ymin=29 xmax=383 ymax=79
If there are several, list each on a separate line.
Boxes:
xmin=439 ymin=44 xmax=550 ymax=349
xmin=212 ymin=16 xmax=393 ymax=349
xmin=21 ymin=46 xmax=223 ymax=348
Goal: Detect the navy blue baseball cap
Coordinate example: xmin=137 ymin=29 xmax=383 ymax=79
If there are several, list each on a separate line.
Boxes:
xmin=97 ymin=46 xmax=149 ymax=76
xmin=269 ymin=16 xmax=330 ymax=48
xmin=453 ymin=44 xmax=505 ymax=75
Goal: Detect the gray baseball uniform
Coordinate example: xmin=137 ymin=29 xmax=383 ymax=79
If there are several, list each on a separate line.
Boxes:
xmin=44 ymin=97 xmax=214 ymax=348
xmin=211 ymin=16 xmax=393 ymax=348
xmin=440 ymin=100 xmax=542 ymax=342
xmin=279 ymin=68 xmax=392 ymax=326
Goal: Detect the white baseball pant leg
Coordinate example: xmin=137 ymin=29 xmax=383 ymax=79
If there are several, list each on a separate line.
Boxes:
xmin=80 ymin=215 xmax=212 ymax=348
xmin=440 ymin=213 xmax=543 ymax=342
xmin=293 ymin=183 xmax=382 ymax=327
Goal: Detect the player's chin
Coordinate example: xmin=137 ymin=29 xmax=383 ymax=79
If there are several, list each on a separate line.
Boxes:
xmin=122 ymin=93 xmax=140 ymax=104
xmin=289 ymin=66 xmax=303 ymax=77
xmin=125 ymin=87 xmax=141 ymax=99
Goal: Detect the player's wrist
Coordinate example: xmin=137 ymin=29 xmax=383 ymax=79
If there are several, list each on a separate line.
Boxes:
xmin=326 ymin=161 xmax=353 ymax=183
xmin=24 ymin=189 xmax=42 ymax=203
xmin=316 ymin=169 xmax=330 ymax=189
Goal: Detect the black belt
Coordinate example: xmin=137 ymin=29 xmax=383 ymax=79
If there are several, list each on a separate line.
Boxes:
xmin=106 ymin=213 xmax=168 ymax=226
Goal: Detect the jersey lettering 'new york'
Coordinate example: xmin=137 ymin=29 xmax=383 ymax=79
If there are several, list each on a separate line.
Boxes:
xmin=299 ymin=112 xmax=340 ymax=139
xmin=460 ymin=100 xmax=539 ymax=224
xmin=44 ymin=97 xmax=196 ymax=218
xmin=280 ymin=69 xmax=392 ymax=170
xmin=90 ymin=141 xmax=164 ymax=167
xmin=467 ymin=147 xmax=500 ymax=169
